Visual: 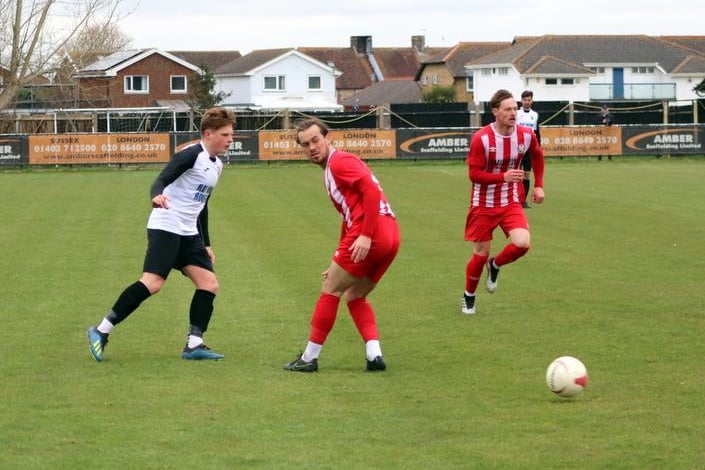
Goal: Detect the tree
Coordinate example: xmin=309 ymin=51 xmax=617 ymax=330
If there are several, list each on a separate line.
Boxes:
xmin=0 ymin=0 xmax=131 ymax=110
xmin=188 ymin=66 xmax=231 ymax=111
xmin=422 ymin=85 xmax=456 ymax=103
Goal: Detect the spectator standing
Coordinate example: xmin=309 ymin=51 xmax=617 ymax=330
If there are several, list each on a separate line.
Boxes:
xmin=596 ymin=104 xmax=615 ymax=161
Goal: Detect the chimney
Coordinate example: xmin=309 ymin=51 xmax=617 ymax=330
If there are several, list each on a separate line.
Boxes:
xmin=351 ymin=35 xmax=372 ymax=54
xmin=412 ymin=35 xmax=426 ymax=53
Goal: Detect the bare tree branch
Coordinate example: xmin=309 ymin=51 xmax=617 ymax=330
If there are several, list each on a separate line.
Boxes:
xmin=0 ymin=0 xmax=133 ymax=110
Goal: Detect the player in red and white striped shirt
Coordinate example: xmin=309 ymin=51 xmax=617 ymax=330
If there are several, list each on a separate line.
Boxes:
xmin=462 ymin=89 xmax=545 ymax=315
xmin=284 ymin=118 xmax=400 ymax=372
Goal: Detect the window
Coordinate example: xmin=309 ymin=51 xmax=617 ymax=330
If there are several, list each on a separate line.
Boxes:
xmin=432 ymin=75 xmax=438 ymax=85
xmin=124 ymin=75 xmax=149 ymax=93
xmin=170 ymin=75 xmax=187 ymax=93
xmin=466 ymin=76 xmax=474 ymax=92
xmin=592 ymin=67 xmax=605 ymax=74
xmin=481 ymin=68 xmax=492 ymax=76
xmin=421 ymin=76 xmax=428 ymax=85
xmin=545 ymin=78 xmax=558 ymax=85
xmin=308 ymin=75 xmax=321 ymax=90
xmin=560 ymin=78 xmax=574 ymax=85
xmin=264 ymin=75 xmax=286 ymax=91
xmin=632 ymin=66 xmax=654 ymax=74
xmin=497 ymin=67 xmax=509 ymax=76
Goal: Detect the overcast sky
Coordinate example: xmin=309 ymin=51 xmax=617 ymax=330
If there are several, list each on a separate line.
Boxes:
xmin=119 ymin=0 xmax=705 ymax=53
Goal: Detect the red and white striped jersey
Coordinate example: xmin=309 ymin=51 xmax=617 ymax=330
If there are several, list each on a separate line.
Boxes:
xmin=324 ymin=149 xmax=395 ymax=237
xmin=467 ymin=123 xmax=543 ymax=208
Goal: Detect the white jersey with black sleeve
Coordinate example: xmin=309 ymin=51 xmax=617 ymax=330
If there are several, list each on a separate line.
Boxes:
xmin=147 ymin=142 xmax=222 ymax=242
xmin=516 ymin=108 xmax=541 ymax=142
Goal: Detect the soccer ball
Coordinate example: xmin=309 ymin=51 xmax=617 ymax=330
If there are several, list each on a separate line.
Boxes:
xmin=545 ymin=356 xmax=588 ymax=397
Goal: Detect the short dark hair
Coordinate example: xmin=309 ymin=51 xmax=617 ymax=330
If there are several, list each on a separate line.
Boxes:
xmin=294 ymin=118 xmax=330 ymax=144
xmin=489 ymin=89 xmax=514 ymax=109
xmin=521 ymin=90 xmax=533 ymax=99
xmin=200 ymin=107 xmax=236 ymax=134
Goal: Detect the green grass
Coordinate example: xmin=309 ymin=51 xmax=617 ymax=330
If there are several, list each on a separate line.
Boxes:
xmin=1 ymin=157 xmax=704 ymax=469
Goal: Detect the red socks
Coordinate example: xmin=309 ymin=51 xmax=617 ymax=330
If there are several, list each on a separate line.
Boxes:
xmin=309 ymin=293 xmax=340 ymax=344
xmin=348 ymin=298 xmax=379 ymax=342
xmin=465 ymin=254 xmax=489 ymax=294
xmin=494 ymin=243 xmax=529 ymax=267
xmin=309 ymin=294 xmax=381 ymax=345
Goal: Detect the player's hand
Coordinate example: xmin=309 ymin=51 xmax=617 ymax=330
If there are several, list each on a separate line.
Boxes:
xmin=152 ymin=194 xmax=169 ymax=208
xmin=321 ymin=268 xmax=329 ymax=280
xmin=206 ymin=246 xmax=216 ymax=264
xmin=532 ymin=187 xmax=545 ymax=204
xmin=504 ymin=169 xmax=524 ymax=183
xmin=350 ymin=235 xmax=371 ymax=263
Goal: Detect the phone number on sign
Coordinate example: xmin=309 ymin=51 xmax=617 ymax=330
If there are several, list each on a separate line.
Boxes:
xmin=332 ymin=139 xmax=392 ymax=148
xmin=33 ymin=143 xmax=166 ymax=153
xmin=545 ymin=136 xmax=618 ymax=146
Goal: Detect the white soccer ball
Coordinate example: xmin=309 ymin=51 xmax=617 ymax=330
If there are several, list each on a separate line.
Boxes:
xmin=545 ymin=356 xmax=588 ymax=397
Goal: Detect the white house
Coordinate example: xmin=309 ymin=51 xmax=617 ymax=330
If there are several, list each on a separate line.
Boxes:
xmin=214 ymin=48 xmax=343 ymax=111
xmin=466 ymin=35 xmax=705 ymax=104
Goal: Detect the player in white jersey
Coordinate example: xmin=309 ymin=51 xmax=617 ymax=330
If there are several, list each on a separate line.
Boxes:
xmin=87 ymin=107 xmax=235 ymax=362
xmin=516 ymin=90 xmax=541 ymax=208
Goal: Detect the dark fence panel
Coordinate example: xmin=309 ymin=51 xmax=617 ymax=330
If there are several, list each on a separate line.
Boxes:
xmin=0 ymin=135 xmax=28 ymax=166
xmin=390 ymin=102 xmax=470 ymax=128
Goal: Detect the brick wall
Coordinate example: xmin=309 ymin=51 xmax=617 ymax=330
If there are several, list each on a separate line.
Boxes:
xmin=77 ymin=53 xmax=196 ymax=108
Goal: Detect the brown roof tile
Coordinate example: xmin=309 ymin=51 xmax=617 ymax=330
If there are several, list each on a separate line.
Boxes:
xmin=470 ymin=35 xmax=705 ymax=74
xmin=298 ymin=47 xmax=374 ymax=91
xmin=215 ymin=49 xmax=294 ymax=75
xmin=341 ymin=79 xmax=421 ymax=106
xmin=169 ymin=50 xmax=242 ymax=72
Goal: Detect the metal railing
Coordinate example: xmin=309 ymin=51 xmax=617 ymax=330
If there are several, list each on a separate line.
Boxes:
xmin=590 ymin=83 xmax=676 ymax=100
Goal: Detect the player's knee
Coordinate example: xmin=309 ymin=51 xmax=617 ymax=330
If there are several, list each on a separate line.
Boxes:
xmin=140 ymin=276 xmax=164 ymax=295
xmin=203 ymin=279 xmax=219 ymax=295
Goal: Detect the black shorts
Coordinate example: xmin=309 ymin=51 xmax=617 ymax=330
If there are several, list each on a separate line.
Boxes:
xmin=143 ymin=229 xmax=213 ymax=279
xmin=521 ymin=151 xmax=532 ymax=172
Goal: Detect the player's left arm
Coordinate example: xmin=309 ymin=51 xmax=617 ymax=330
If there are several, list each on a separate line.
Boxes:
xmin=197 ymin=196 xmax=215 ymax=263
xmin=529 ymin=134 xmax=545 ymax=204
xmin=337 ymin=157 xmax=380 ymax=262
xmin=535 ymin=115 xmax=541 ymax=144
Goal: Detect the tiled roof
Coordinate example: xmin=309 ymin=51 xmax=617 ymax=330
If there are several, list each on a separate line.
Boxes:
xmin=469 ymin=35 xmax=705 ymax=74
xmin=660 ymin=36 xmax=705 ymax=55
xmin=421 ymin=42 xmax=511 ymax=77
xmin=524 ymin=55 xmax=594 ymax=75
xmin=341 ymin=79 xmax=421 ymax=106
xmin=81 ymin=49 xmax=145 ymax=73
xmin=215 ymin=49 xmax=294 ymax=75
xmin=298 ymin=47 xmax=374 ymax=90
xmin=370 ymin=48 xmax=423 ymax=79
xmin=75 ymin=49 xmax=199 ymax=77
xmin=672 ymin=55 xmax=705 ymax=74
xmin=169 ymin=51 xmax=242 ymax=72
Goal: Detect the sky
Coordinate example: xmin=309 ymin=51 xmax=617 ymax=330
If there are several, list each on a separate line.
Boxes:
xmin=118 ymin=0 xmax=705 ymax=54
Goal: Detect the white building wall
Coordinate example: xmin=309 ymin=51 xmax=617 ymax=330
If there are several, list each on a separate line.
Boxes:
xmin=674 ymin=76 xmax=703 ymax=101
xmin=250 ymin=54 xmax=338 ymax=109
xmin=215 ymin=76 xmax=251 ymax=105
xmin=530 ymin=79 xmax=591 ymax=102
xmin=471 ymin=68 xmax=524 ymax=103
xmin=215 ymin=52 xmax=341 ymax=110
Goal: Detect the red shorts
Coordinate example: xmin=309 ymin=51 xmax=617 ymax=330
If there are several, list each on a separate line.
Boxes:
xmin=333 ymin=215 xmax=400 ymax=282
xmin=464 ymin=203 xmax=529 ymax=242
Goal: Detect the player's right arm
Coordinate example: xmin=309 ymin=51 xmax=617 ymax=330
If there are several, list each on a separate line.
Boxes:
xmin=467 ymin=132 xmax=517 ymax=185
xmin=149 ymin=146 xmax=199 ymax=207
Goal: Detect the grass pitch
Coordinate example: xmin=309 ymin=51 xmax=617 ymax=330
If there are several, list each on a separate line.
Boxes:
xmin=1 ymin=157 xmax=704 ymax=469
